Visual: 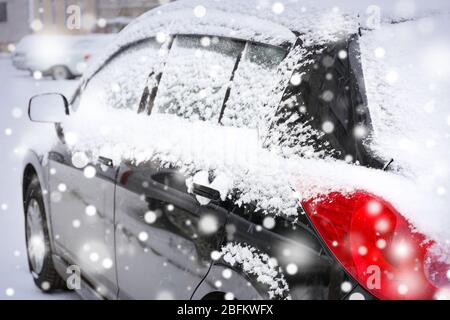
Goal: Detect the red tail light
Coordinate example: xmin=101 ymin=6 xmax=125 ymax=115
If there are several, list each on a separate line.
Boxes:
xmin=302 ymin=192 xmax=450 ymax=300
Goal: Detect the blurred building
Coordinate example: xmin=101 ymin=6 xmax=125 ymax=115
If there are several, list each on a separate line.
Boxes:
xmin=0 ymin=0 xmax=170 ymax=51
xmin=0 ymin=0 xmax=31 ymax=51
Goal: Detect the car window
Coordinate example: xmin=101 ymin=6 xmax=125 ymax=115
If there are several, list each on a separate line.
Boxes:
xmin=153 ymin=35 xmax=245 ymax=122
xmin=77 ymin=39 xmax=164 ymax=113
xmin=266 ymin=41 xmax=363 ymax=161
xmin=221 ymin=43 xmax=287 ymax=130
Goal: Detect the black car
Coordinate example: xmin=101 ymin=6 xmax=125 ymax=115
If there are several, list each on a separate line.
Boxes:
xmin=21 ymin=1 xmax=443 ymax=300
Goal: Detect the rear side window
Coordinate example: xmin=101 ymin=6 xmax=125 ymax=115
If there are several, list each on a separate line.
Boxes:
xmin=266 ymin=40 xmax=372 ymax=162
xmin=153 ymin=35 xmax=245 ymax=122
xmin=78 ymin=39 xmax=163 ymax=112
xmin=221 ymin=43 xmax=287 ymax=129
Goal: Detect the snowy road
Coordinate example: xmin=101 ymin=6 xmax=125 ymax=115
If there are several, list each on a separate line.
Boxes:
xmin=0 ymin=56 xmax=77 ymax=299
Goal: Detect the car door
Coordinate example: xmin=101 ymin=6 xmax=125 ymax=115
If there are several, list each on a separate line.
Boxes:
xmin=48 ymin=147 xmax=118 ymax=298
xmin=115 ymin=35 xmax=245 ymax=299
xmin=115 ymin=162 xmax=229 ymax=299
xmin=49 ymin=38 xmax=165 ymax=299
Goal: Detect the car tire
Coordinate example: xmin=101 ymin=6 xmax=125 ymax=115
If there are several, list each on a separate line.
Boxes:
xmin=51 ymin=66 xmax=71 ymax=80
xmin=24 ymin=176 xmax=65 ymax=292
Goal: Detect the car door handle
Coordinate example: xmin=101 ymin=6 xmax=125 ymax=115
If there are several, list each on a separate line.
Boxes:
xmin=192 ymin=183 xmax=221 ymax=201
xmin=98 ymin=156 xmax=114 ymax=167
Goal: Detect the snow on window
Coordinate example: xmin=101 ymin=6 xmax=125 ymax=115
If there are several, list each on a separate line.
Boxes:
xmin=154 ymin=35 xmax=244 ymax=122
xmin=219 ymin=242 xmax=291 ymax=300
xmin=79 ymin=39 xmax=164 ymax=113
xmin=221 ymin=42 xmax=286 ymax=129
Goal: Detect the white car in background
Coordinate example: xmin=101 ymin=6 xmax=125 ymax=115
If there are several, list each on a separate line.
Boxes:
xmin=11 ymin=34 xmax=115 ymax=80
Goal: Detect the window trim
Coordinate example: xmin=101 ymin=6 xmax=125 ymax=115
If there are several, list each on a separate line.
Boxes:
xmin=69 ymin=38 xmax=161 ymax=110
xmin=141 ymin=33 xmax=287 ymax=123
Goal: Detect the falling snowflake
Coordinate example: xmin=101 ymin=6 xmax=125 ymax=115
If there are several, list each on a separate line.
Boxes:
xmin=138 ymin=232 xmax=149 ymax=242
xmin=210 ymin=250 xmax=221 ymax=261
xmin=222 ymin=268 xmax=232 ymax=279
xmin=72 ymin=220 xmax=81 ymax=228
xmin=374 ymin=47 xmax=386 ymax=58
xmin=102 ymin=258 xmax=113 ymax=269
xmin=338 ymin=50 xmax=348 ymax=60
xmin=262 ymin=216 xmax=276 ymax=230
xmin=50 ymin=191 xmax=62 ymax=203
xmin=272 ymin=2 xmax=285 ymax=15
xmin=349 ymin=292 xmax=365 ymax=300
xmin=199 ymin=214 xmax=219 ymax=235
xmin=89 ymin=252 xmax=99 ymax=262
xmin=83 ymin=166 xmax=96 ymax=179
xmin=85 ymin=205 xmax=97 ymax=217
xmin=341 ymin=281 xmax=352 ymax=293
xmin=290 ymin=73 xmax=302 ymax=86
xmin=11 ymin=108 xmax=23 ymax=119
xmin=144 ymin=211 xmax=158 ymax=224
xmin=58 ymin=184 xmax=67 ymax=192
xmin=72 ymin=152 xmax=89 ymax=169
xmin=322 ymin=121 xmax=335 ymax=134
xmin=5 ymin=288 xmax=15 ymax=297
xmin=97 ymin=18 xmax=107 ymax=28
xmin=32 ymin=71 xmax=43 ymax=80
xmin=386 ymin=70 xmax=399 ymax=84
xmin=286 ymin=263 xmax=298 ymax=275
xmin=193 ymin=5 xmax=206 ymax=18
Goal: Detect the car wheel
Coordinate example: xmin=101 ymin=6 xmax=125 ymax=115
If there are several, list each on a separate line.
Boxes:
xmin=51 ymin=66 xmax=71 ymax=80
xmin=202 ymin=292 xmax=227 ymax=300
xmin=24 ymin=177 xmax=65 ymax=292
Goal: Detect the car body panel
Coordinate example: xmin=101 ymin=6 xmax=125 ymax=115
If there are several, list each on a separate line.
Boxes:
xmin=47 ymin=142 xmax=118 ymax=299
xmin=115 ymin=162 xmax=228 ymax=299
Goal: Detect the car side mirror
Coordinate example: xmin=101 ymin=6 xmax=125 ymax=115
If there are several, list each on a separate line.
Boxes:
xmin=28 ymin=93 xmax=70 ymax=123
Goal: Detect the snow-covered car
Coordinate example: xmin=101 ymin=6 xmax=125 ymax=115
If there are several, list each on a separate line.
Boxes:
xmin=12 ymin=34 xmax=115 ymax=80
xmin=21 ymin=0 xmax=450 ymax=300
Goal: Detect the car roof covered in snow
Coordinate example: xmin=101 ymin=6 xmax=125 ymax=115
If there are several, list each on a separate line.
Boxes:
xmin=84 ymin=0 xmax=450 ymax=81
xmin=84 ymin=0 xmax=360 ymax=81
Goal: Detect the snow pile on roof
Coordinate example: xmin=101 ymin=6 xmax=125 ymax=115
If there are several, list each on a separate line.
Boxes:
xmin=220 ymin=242 xmax=291 ymax=299
xmin=85 ymin=0 xmax=450 ymax=81
xmin=84 ymin=0 xmax=360 ymax=80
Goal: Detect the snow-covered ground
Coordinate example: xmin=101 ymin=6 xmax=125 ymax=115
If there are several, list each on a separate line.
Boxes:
xmin=0 ymin=56 xmax=77 ymax=299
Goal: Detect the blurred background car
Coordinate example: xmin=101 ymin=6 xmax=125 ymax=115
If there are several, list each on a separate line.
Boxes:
xmin=1 ymin=0 xmax=173 ymax=79
xmin=11 ymin=34 xmax=115 ymax=80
